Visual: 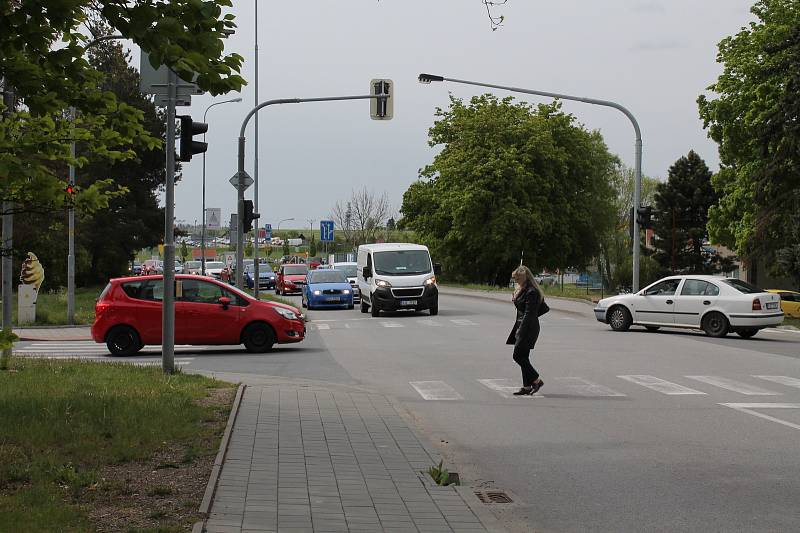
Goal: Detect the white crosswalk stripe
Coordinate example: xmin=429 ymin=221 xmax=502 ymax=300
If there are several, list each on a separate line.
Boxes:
xmin=450 ymin=319 xmax=477 ymax=326
xmin=477 ymin=378 xmax=544 ymax=399
xmin=618 ymin=375 xmax=707 ymax=395
xmin=686 ymin=376 xmax=781 ymax=395
xmin=314 ymin=323 xmax=331 ymax=330
xmin=380 ymin=321 xmax=403 ymax=328
xmin=720 ymin=403 xmax=800 ymax=431
xmin=417 ymin=319 xmax=442 ymax=327
xmin=554 ymin=377 xmax=626 ymax=397
xmin=410 ymin=381 xmax=463 ymax=400
xmin=754 ymin=375 xmax=800 ymax=389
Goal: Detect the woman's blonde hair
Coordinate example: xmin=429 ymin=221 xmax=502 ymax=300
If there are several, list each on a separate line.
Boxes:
xmin=513 ymin=265 xmax=544 ymax=301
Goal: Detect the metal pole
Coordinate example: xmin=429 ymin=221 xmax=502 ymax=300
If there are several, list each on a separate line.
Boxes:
xmin=423 ymin=75 xmax=643 ymax=291
xmin=2 ymin=79 xmax=14 ymax=364
xmin=67 ymin=106 xmax=76 ymax=324
xmin=235 ymin=94 xmax=382 ymax=287
xmin=162 ymin=68 xmax=177 ymax=374
xmin=253 ymin=0 xmax=261 ymax=299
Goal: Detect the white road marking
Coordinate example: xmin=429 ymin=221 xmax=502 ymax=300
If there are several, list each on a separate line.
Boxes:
xmin=450 ymin=319 xmax=477 ymax=326
xmin=477 ymin=378 xmax=545 ymax=399
xmin=720 ymin=403 xmax=800 ymax=431
xmin=753 ymin=376 xmax=800 ymax=389
xmin=554 ymin=377 xmax=626 ymax=397
xmin=686 ymin=376 xmax=781 ymax=395
xmin=410 ymin=381 xmax=463 ymax=400
xmin=417 ymin=319 xmax=442 ymax=327
xmin=314 ymin=323 xmax=331 ymax=330
xmin=618 ymin=375 xmax=706 ymax=395
xmin=381 ymin=321 xmax=403 ymax=328
xmin=556 ymin=317 xmax=576 ymax=321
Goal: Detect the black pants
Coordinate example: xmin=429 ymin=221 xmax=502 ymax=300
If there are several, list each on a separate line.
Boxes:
xmin=513 ymin=344 xmax=539 ymax=386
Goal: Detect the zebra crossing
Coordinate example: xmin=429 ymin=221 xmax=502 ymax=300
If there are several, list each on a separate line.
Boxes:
xmin=14 ymin=341 xmax=207 ymax=365
xmin=408 ymin=374 xmax=800 ymax=401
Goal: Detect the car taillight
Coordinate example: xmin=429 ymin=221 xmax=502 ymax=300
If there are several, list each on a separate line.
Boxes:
xmin=95 ymin=300 xmax=110 ymax=318
xmin=752 ymin=298 xmax=762 ymax=311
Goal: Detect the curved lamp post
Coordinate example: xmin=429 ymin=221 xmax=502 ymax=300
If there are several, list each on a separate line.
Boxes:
xmin=418 ymin=73 xmax=644 ymax=291
xmin=201 ymin=97 xmax=242 ymax=275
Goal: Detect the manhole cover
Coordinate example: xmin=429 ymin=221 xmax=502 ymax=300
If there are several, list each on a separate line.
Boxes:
xmin=474 ymin=490 xmax=513 ymax=504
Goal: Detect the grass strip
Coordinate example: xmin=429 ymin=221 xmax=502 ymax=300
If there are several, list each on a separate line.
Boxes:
xmin=0 ymin=358 xmax=235 ymax=532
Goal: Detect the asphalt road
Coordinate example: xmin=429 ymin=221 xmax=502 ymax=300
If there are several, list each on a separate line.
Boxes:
xmin=15 ymin=292 xmax=800 ymax=532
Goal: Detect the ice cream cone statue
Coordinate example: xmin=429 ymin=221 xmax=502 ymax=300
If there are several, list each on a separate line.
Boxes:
xmin=20 ymin=252 xmax=45 ymax=290
xmin=18 ymin=252 xmax=44 ymax=324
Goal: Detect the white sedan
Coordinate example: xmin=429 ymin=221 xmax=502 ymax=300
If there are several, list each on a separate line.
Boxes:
xmin=594 ymin=275 xmax=784 ymax=338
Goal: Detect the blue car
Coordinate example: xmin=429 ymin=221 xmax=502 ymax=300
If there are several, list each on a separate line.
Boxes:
xmin=244 ymin=264 xmax=276 ymax=289
xmin=302 ymin=269 xmax=354 ymax=310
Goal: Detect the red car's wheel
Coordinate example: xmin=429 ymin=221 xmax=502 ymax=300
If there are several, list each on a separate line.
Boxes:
xmin=242 ymin=322 xmax=276 ymax=353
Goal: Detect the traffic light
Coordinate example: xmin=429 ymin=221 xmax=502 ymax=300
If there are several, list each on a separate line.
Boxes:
xmin=65 ymin=183 xmax=76 ymax=206
xmin=242 ymin=199 xmax=259 ymax=233
xmin=636 ymin=205 xmax=654 ymax=229
xmin=370 ymin=79 xmax=393 ymax=120
xmin=178 ymin=115 xmax=208 ymax=162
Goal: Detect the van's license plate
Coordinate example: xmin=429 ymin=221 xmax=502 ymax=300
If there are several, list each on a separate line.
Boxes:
xmin=400 ymin=300 xmax=418 ymax=306
xmin=766 ymin=302 xmax=779 ymax=309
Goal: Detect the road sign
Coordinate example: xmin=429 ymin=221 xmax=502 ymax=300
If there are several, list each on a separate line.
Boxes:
xmin=229 ymin=171 xmax=253 ymax=191
xmin=320 ymin=220 xmax=335 ymax=242
xmin=206 ymin=208 xmax=221 ymax=230
xmin=140 ymin=51 xmax=204 ymax=98
xmin=264 ymin=224 xmax=272 ymax=240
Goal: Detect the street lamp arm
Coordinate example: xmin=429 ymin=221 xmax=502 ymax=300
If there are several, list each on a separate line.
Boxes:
xmin=438 ymin=76 xmax=641 ymax=140
xmin=204 ymin=97 xmax=243 ymax=123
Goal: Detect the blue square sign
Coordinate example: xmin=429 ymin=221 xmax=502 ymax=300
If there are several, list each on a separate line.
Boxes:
xmin=320 ymin=220 xmax=334 ymax=242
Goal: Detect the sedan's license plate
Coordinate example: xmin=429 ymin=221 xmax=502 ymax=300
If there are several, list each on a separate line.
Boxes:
xmin=766 ymin=302 xmax=779 ymax=309
xmin=327 ymin=297 xmax=340 ymax=302
xmin=400 ymin=300 xmax=418 ymax=306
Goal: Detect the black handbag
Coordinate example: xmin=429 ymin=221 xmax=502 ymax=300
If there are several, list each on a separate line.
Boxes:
xmin=537 ymin=298 xmax=550 ymax=317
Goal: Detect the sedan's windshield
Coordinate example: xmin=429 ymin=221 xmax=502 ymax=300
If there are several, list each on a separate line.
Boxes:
xmin=284 ymin=265 xmax=308 ymax=276
xmin=334 ymin=264 xmax=358 ymax=277
xmin=310 ymin=271 xmax=347 ymax=284
xmin=722 ymin=279 xmax=763 ymax=294
xmin=373 ymin=250 xmax=431 ymax=276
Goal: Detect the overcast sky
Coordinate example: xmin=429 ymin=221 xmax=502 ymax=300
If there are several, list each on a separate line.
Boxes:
xmin=145 ymin=0 xmax=755 ymax=232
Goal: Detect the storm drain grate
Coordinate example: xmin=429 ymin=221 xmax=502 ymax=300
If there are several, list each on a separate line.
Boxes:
xmin=474 ymin=490 xmax=513 ymax=504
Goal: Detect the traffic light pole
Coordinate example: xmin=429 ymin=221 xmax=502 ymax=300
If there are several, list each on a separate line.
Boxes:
xmin=162 ymin=68 xmax=177 ymax=374
xmin=235 ymin=93 xmax=385 ymax=289
xmin=417 ymin=74 xmax=644 ymax=291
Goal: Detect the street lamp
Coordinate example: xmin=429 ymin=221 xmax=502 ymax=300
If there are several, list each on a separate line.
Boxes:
xmin=201 ymin=97 xmax=242 ymax=275
xmin=418 ymin=73 xmax=644 ymax=291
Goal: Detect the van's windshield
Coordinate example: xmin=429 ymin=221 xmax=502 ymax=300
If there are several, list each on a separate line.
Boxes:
xmin=373 ymin=250 xmax=431 ymax=276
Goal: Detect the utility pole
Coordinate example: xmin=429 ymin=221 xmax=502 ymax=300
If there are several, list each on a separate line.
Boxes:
xmin=162 ymin=68 xmax=177 ymax=374
xmin=252 ymin=0 xmax=261 ymax=299
xmin=2 ymin=79 xmax=14 ymax=365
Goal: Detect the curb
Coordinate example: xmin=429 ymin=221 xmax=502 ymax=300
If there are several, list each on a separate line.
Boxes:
xmin=15 ymin=334 xmax=92 ymax=342
xmin=455 ymin=485 xmax=509 ymax=533
xmin=197 ymin=382 xmax=247 ymax=531
xmin=438 ymin=286 xmax=594 ymax=316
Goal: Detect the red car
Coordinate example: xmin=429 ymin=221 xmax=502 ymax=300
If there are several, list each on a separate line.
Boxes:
xmin=92 ymin=274 xmax=305 ymax=356
xmin=275 ymin=263 xmax=309 ymax=295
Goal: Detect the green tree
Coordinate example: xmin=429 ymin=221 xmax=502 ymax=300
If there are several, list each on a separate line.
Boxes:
xmin=180 ymin=241 xmax=190 ymax=263
xmin=309 ymin=239 xmax=317 ymax=257
xmin=1 ymin=1 xmax=245 ymax=246
xmin=698 ymin=0 xmax=800 ymax=281
xmin=651 ymin=151 xmax=731 ymax=274
xmin=282 ymin=242 xmax=290 ymax=258
xmin=401 ymin=95 xmax=617 ymax=285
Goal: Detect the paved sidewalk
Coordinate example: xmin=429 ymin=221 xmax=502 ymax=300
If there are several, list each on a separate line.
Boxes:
xmin=204 ymin=383 xmax=501 ymax=533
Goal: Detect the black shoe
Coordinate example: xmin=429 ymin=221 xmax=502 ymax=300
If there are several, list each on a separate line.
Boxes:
xmin=531 ymin=379 xmax=544 ymax=393
xmin=513 ymin=386 xmax=533 ymax=396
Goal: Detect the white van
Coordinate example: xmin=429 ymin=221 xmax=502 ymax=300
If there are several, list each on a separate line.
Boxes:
xmin=357 ymin=243 xmax=440 ymax=317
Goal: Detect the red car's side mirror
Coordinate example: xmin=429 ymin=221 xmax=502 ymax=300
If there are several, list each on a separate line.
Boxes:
xmin=218 ymin=296 xmax=231 ymax=309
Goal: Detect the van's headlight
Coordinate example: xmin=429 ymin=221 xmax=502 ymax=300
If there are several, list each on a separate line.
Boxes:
xmin=313 ymin=290 xmax=321 ymax=295
xmin=273 ymin=307 xmax=299 ymax=320
xmin=424 ymin=276 xmax=437 ymax=286
xmin=343 ymin=289 xmax=350 ymax=294
xmin=375 ymin=279 xmax=392 ymax=288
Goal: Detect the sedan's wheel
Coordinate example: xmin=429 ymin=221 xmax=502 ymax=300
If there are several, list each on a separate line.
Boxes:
xmin=242 ymin=323 xmax=276 ymax=353
xmin=106 ymin=326 xmax=142 ymax=356
xmin=608 ymin=306 xmax=632 ymax=332
xmin=360 ymin=301 xmax=369 ymax=313
xmin=737 ymin=328 xmax=758 ymax=339
xmin=702 ymin=312 xmax=730 ymax=338
xmin=370 ymin=297 xmax=380 ymax=317
xmin=644 ymin=325 xmax=660 ymax=332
